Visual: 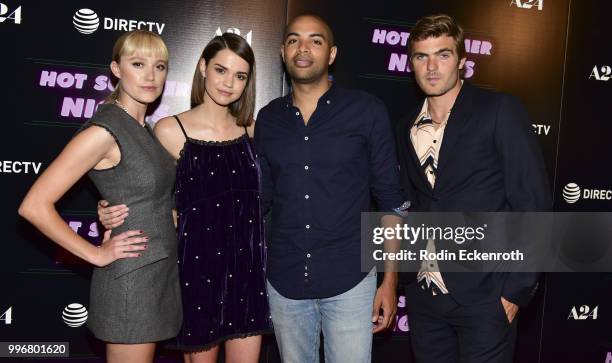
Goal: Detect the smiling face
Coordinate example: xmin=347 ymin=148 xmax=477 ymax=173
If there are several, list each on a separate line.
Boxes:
xmin=111 ymin=51 xmax=167 ymax=106
xmin=410 ymin=35 xmax=466 ymax=98
xmin=200 ymin=48 xmax=250 ymax=107
xmin=281 ymin=15 xmax=337 ymax=84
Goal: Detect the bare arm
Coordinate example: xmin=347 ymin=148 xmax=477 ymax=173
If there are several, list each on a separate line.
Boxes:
xmin=156 ymin=116 xmax=185 ymax=230
xmin=372 ymin=214 xmax=401 ymax=333
xmin=154 ymin=115 xmax=186 ymax=160
xmin=247 ymin=121 xmax=255 ymax=138
xmin=19 ymin=126 xmax=147 ymax=267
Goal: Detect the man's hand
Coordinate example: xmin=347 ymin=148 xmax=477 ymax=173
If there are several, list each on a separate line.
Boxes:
xmin=501 ymin=296 xmax=519 ymax=323
xmin=372 ymin=214 xmax=402 ymax=333
xmin=372 ymin=276 xmax=398 ymax=333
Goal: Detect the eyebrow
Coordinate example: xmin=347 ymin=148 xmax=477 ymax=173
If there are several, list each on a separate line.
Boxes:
xmin=213 ymin=62 xmax=249 ymax=75
xmin=285 ymin=32 xmax=327 ymax=41
xmin=126 ymin=55 xmax=167 ymax=63
xmin=412 ymin=48 xmax=454 ymax=57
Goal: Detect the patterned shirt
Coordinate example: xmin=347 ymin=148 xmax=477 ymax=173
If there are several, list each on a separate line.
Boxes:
xmin=410 ymin=99 xmax=450 ymax=295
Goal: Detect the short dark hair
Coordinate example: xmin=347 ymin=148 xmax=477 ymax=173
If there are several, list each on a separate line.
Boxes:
xmin=409 ymin=14 xmax=466 ymax=76
xmin=191 ymin=33 xmax=255 ymax=127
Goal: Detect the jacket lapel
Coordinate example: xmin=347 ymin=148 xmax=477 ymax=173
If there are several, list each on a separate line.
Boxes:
xmin=399 ymin=99 xmax=433 ymax=192
xmin=435 ymin=82 xmax=475 ymax=190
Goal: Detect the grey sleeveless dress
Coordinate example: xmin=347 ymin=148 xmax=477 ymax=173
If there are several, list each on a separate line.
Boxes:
xmin=82 ymin=103 xmax=182 ymax=343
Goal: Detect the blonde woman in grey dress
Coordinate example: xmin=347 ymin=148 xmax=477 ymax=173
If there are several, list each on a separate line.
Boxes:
xmin=18 ymin=30 xmax=181 ymax=363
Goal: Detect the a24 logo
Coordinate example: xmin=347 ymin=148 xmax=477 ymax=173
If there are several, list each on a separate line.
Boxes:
xmin=567 ymin=305 xmax=598 ymax=320
xmin=590 ymin=65 xmax=611 ymax=81
xmin=0 ymin=306 xmax=12 ymax=325
xmin=0 ymin=3 xmax=21 ymax=24
xmin=510 ymin=0 xmax=544 ymax=11
xmin=215 ymin=27 xmax=253 ymax=45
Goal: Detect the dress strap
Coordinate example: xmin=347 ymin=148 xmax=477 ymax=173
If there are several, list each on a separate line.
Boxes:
xmin=243 ymin=126 xmax=254 ymax=149
xmin=173 ymin=115 xmax=189 ymax=140
xmin=244 ymin=125 xmax=257 ymax=158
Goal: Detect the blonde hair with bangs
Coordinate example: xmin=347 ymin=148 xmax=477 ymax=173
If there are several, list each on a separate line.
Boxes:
xmin=106 ymin=30 xmax=169 ymax=103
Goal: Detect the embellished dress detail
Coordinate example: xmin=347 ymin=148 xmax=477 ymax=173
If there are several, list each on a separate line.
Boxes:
xmin=171 ymin=116 xmax=271 ymax=351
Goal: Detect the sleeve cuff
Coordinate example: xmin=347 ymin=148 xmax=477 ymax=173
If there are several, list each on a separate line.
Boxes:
xmin=392 ymin=200 xmax=411 ymax=217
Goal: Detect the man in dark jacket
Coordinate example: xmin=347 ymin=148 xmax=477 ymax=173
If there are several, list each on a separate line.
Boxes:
xmin=395 ymin=14 xmax=551 ymax=363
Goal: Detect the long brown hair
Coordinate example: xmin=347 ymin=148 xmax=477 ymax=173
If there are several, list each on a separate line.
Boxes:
xmin=191 ymin=33 xmax=256 ymax=127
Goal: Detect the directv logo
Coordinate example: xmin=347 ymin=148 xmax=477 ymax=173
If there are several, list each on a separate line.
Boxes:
xmin=562 ymin=183 xmax=581 ymax=204
xmin=62 ymin=303 xmax=88 ymax=327
xmin=72 ymin=8 xmax=165 ymax=35
xmin=73 ymin=9 xmax=99 ymax=34
xmin=562 ymin=182 xmax=612 ymax=204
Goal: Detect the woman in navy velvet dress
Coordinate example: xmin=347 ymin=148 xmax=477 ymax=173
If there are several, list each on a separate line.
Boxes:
xmin=99 ymin=33 xmax=271 ymax=363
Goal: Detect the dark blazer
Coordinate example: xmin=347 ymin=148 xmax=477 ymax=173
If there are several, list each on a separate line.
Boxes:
xmin=395 ymin=81 xmax=552 ymax=306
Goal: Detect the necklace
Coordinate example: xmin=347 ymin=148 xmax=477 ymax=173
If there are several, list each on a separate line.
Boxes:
xmin=114 ymin=100 xmax=146 ymax=127
xmin=114 ymin=99 xmax=129 ymax=114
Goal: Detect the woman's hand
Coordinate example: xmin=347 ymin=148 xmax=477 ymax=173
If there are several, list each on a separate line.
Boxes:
xmin=93 ymin=229 xmax=148 ymax=267
xmin=97 ymin=200 xmax=129 ymax=229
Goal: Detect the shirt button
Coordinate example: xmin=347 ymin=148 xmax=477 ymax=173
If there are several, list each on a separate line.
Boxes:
xmin=305 ymin=224 xmax=310 ymax=229
xmin=304 ymin=278 xmax=310 ymax=283
xmin=304 ymin=165 xmax=309 ymax=170
xmin=304 ymin=272 xmax=309 ymax=277
xmin=304 ymin=194 xmax=309 ymax=199
xmin=304 ymin=136 xmax=309 ymax=141
xmin=306 ymin=253 xmax=311 ymax=258
xmin=326 ymin=100 xmax=331 ymax=104
xmin=295 ymin=111 xmax=300 ymax=116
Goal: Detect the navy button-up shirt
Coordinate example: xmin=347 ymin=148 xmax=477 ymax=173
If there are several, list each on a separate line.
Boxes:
xmin=254 ymin=84 xmax=404 ymax=299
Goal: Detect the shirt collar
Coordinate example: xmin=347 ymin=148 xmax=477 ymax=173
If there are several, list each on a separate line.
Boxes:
xmin=414 ymin=98 xmax=452 ymax=128
xmin=415 ymin=99 xmax=430 ymax=123
xmin=284 ymin=82 xmax=338 ymax=108
xmin=414 ymin=79 xmax=463 ymax=127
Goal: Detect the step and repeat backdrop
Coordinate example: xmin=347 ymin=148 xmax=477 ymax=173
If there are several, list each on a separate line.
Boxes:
xmin=1 ymin=0 xmax=611 ymax=362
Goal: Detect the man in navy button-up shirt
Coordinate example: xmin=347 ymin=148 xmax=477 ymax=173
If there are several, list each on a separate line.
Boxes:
xmin=255 ymin=14 xmax=405 ymax=363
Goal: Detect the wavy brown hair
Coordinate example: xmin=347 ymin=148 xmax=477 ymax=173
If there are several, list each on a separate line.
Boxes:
xmin=409 ymin=14 xmax=466 ymax=78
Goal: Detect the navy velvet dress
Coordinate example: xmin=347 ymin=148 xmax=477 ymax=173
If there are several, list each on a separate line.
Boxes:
xmin=172 ymin=116 xmax=271 ymax=351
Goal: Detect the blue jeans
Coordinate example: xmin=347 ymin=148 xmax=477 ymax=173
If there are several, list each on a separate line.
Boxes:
xmin=267 ymin=269 xmax=376 ymax=363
